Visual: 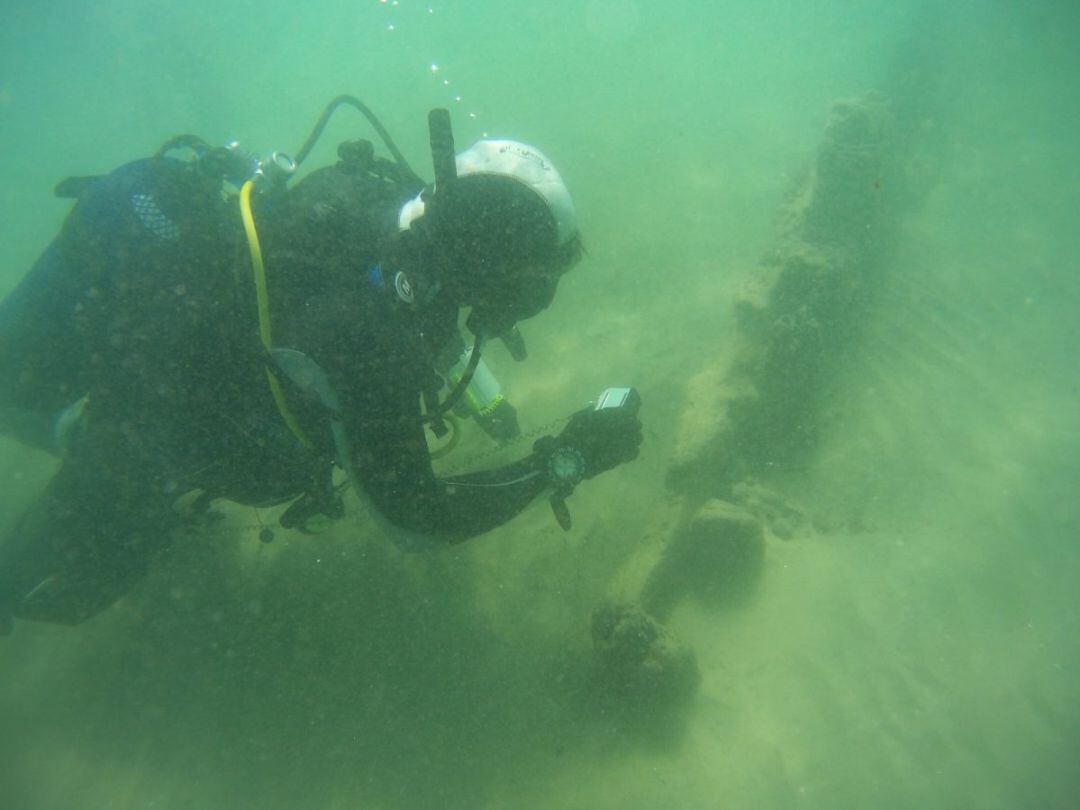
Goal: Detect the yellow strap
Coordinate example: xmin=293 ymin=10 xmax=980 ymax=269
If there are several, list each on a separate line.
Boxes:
xmin=239 ymin=181 xmax=314 ymax=449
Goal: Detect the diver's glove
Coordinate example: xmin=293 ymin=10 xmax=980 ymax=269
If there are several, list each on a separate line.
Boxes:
xmin=534 ymin=389 xmax=643 ymax=529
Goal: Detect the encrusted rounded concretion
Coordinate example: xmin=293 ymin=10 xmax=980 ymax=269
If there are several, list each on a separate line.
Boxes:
xmin=591 ymin=602 xmax=700 ymax=709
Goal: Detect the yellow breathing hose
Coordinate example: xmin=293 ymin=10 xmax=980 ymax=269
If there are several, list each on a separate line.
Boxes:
xmin=239 ymin=180 xmax=462 ymax=461
xmin=239 ymin=180 xmax=314 ymax=449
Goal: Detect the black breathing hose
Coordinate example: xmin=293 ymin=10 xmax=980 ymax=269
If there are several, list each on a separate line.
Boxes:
xmin=293 ymin=95 xmax=421 ymax=183
xmin=295 ymin=100 xmax=482 ymax=429
xmin=421 ymin=332 xmax=484 ymax=425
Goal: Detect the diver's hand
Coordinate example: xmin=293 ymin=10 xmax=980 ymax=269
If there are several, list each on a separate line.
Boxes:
xmin=534 ymin=400 xmax=643 ymax=493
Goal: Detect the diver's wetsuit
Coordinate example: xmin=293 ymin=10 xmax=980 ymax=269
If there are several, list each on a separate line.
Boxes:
xmin=0 ymin=155 xmax=551 ymax=626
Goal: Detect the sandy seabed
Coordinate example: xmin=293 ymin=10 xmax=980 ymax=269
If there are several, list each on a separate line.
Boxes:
xmin=2 ymin=189 xmax=1077 ymax=810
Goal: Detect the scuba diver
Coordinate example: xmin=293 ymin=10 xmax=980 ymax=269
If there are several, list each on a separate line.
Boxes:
xmin=0 ymin=97 xmax=643 ymax=633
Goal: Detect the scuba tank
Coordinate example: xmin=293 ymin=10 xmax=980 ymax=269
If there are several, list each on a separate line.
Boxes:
xmin=440 ymin=337 xmax=521 ymax=443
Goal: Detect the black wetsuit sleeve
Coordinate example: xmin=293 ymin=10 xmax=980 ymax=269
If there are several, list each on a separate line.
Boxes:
xmin=288 ymin=279 xmax=552 ymax=545
xmin=350 ymin=384 xmax=551 ymax=543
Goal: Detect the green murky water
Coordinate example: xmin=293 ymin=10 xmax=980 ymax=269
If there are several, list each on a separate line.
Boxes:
xmin=1 ymin=2 xmax=1077 ymax=807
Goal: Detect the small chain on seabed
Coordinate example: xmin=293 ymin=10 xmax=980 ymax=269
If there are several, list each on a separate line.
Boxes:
xmin=437 ymin=413 xmax=570 ymax=476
